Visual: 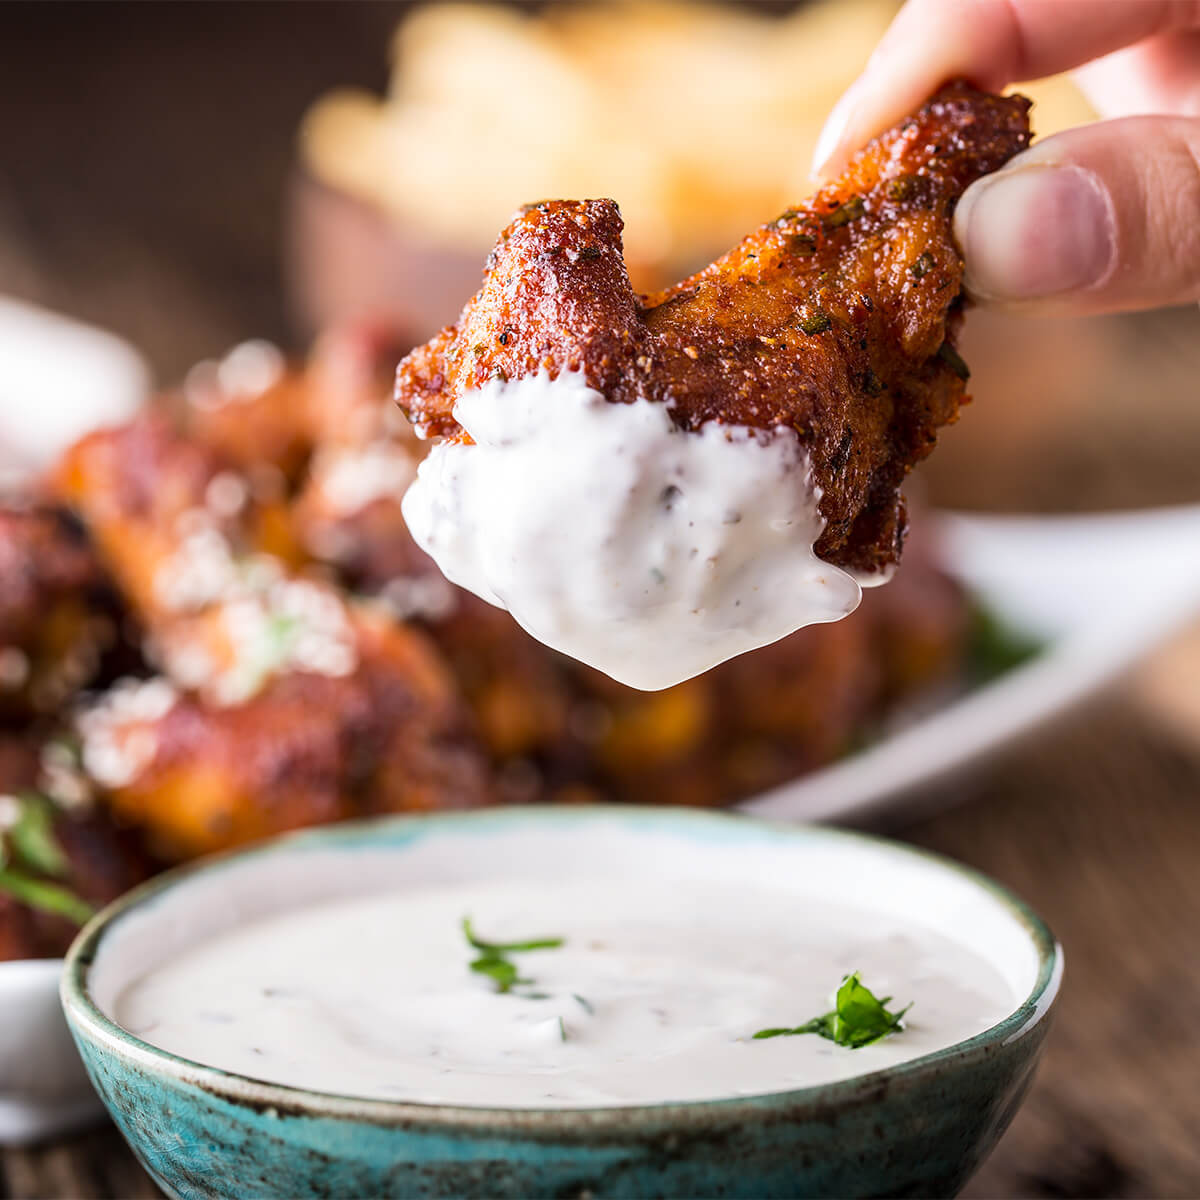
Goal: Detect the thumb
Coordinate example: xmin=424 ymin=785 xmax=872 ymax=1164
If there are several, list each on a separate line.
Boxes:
xmin=953 ymin=115 xmax=1200 ymax=314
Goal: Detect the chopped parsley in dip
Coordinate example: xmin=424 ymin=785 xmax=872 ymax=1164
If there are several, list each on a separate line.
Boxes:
xmin=462 ymin=916 xmax=563 ymax=995
xmin=754 ymin=972 xmax=910 ymax=1048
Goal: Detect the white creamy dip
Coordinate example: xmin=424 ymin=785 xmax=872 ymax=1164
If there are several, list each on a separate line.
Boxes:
xmin=401 ymin=372 xmax=863 ymax=690
xmin=114 ymin=876 xmax=1015 ymax=1108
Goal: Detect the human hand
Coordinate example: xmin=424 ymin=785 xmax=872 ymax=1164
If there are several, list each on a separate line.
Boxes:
xmin=812 ymin=0 xmax=1200 ymax=315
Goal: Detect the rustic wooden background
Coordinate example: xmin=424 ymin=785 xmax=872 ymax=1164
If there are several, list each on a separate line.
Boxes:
xmin=3 ymin=4 xmax=1199 ymax=1197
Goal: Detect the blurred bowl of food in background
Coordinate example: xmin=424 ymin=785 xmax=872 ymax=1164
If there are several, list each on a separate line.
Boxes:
xmin=0 ymin=298 xmax=149 ymax=494
xmin=289 ymin=1 xmax=1094 ymax=335
xmin=289 ymin=0 xmax=898 ymax=335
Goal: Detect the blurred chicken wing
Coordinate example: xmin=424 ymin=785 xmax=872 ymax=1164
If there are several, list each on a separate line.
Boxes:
xmin=51 ymin=411 xmax=490 ymax=856
xmin=50 ymin=413 xmax=297 ymax=622
xmin=180 ymin=340 xmax=313 ymax=487
xmin=76 ymin=607 xmax=488 ymax=861
xmin=50 ymin=414 xmax=316 ymax=699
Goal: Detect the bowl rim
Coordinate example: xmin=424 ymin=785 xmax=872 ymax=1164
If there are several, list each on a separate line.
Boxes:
xmin=61 ymin=804 xmax=1063 ymax=1130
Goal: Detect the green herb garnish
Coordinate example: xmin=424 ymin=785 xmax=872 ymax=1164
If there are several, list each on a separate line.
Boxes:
xmin=0 ymin=867 xmax=95 ymax=926
xmin=267 ymin=613 xmax=302 ymax=661
xmin=462 ymin=918 xmax=564 ymax=955
xmin=823 ymin=195 xmax=865 ymax=228
xmin=8 ymin=794 xmax=70 ymax=878
xmin=0 ymin=794 xmax=95 ymax=926
xmin=463 ymin=917 xmax=563 ymax=995
xmin=798 ymin=308 xmax=832 ymax=336
xmin=936 ymin=341 xmax=970 ymax=381
xmin=753 ymin=972 xmax=910 ymax=1048
xmin=469 ymin=956 xmax=525 ymax=991
xmin=965 ymin=601 xmax=1043 ymax=685
xmin=885 ymin=175 xmax=918 ymax=202
xmin=910 ymin=251 xmax=936 ymax=280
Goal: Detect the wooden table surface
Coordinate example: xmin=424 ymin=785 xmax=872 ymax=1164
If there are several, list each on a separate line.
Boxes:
xmin=3 ymin=5 xmax=1199 ymax=1197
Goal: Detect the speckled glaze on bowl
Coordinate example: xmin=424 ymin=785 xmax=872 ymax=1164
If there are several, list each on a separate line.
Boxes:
xmin=62 ymin=806 xmax=1061 ymax=1200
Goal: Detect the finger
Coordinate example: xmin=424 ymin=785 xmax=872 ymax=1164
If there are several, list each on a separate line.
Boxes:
xmin=1074 ymin=30 xmax=1200 ymax=118
xmin=812 ymin=0 xmax=1200 ymax=179
xmin=951 ymin=115 xmax=1200 ymax=314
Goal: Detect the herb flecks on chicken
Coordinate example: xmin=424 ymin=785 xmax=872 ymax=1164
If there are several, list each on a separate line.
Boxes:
xmin=396 ymin=83 xmax=1032 ymax=578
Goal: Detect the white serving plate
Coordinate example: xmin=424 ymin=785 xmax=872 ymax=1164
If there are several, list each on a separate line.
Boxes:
xmin=4 ymin=501 xmax=1200 ymax=1143
xmin=0 ymin=960 xmax=105 ymax=1142
xmin=743 ymin=503 xmax=1200 ymax=823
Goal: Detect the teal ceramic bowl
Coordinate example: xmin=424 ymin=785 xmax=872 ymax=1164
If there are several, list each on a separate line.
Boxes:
xmin=62 ymin=807 xmax=1061 ymax=1200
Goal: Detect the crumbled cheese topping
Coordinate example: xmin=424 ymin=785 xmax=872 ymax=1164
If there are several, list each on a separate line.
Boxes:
xmin=218 ymin=340 xmax=285 ymax=397
xmin=185 ymin=340 xmax=285 ymax=412
xmin=157 ymin=640 xmax=217 ymax=693
xmin=212 ymin=580 xmax=357 ymax=706
xmin=78 ymin=677 xmax=179 ymax=789
xmin=377 ymin=574 xmax=458 ymax=623
xmin=310 ymin=441 xmax=417 ymax=519
xmin=151 ymin=505 xmax=360 ymax=704
xmin=155 ymin=520 xmax=240 ymax=613
xmin=205 ymin=471 xmax=250 ymax=519
xmin=155 ymin=514 xmax=283 ymax=614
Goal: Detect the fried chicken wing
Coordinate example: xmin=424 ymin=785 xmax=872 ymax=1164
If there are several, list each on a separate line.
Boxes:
xmin=50 ymin=413 xmax=306 ymax=629
xmin=76 ymin=609 xmax=488 ymax=861
xmin=51 ymin=411 xmax=490 ymax=855
xmin=397 ymin=83 xmax=1031 ymax=577
xmin=50 ymin=414 xmax=320 ymax=701
xmin=181 ymin=328 xmax=413 ymax=489
xmin=180 ymin=341 xmax=314 ymax=487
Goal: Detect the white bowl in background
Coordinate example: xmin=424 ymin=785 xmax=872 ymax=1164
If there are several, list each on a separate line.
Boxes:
xmin=0 ymin=296 xmax=149 ymax=491
xmin=743 ymin=503 xmax=1200 ymax=822
xmin=0 ymin=959 xmax=104 ymax=1143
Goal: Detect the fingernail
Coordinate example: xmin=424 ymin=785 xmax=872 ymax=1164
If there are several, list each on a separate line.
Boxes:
xmin=811 ymin=82 xmax=862 ymax=181
xmin=956 ymin=164 xmax=1116 ymax=301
